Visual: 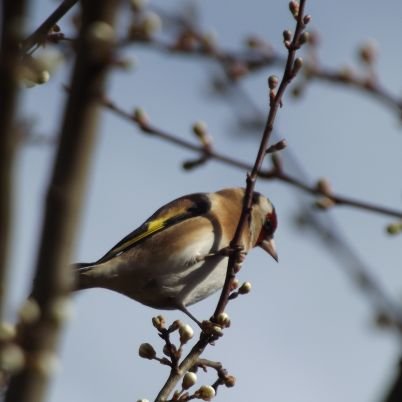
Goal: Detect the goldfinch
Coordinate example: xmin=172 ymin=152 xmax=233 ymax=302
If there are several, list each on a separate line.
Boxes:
xmin=74 ymin=188 xmax=278 ymax=322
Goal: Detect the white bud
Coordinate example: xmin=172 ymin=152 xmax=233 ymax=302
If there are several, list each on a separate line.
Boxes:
xmin=133 ymin=107 xmax=149 ymax=125
xmin=142 ymin=12 xmax=162 ymax=36
xmin=18 ymin=298 xmax=40 ymax=324
xmin=179 ymin=324 xmax=194 ymax=344
xmin=192 ymin=120 xmax=208 ymax=137
xmin=197 ymin=385 xmax=216 ymax=401
xmin=216 ymin=312 xmax=230 ymax=328
xmin=138 ymin=343 xmax=156 ymax=360
xmin=33 ymin=351 xmax=59 ymax=377
xmin=0 ymin=322 xmax=17 ymax=342
xmin=0 ymin=344 xmax=25 ymax=373
xmin=238 ymin=281 xmax=252 ymax=294
xmin=182 ymin=371 xmax=197 ymax=389
xmin=37 ymin=70 xmax=50 ymax=84
xmin=87 ymin=21 xmax=115 ymax=46
xmin=49 ymin=296 xmax=73 ymax=324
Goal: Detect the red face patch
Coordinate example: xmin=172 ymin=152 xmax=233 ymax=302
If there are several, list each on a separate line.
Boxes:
xmin=264 ymin=210 xmax=277 ymax=236
xmin=256 ymin=209 xmax=277 ymax=245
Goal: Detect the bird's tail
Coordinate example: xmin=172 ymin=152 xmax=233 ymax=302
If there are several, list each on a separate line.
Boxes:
xmin=73 ymin=262 xmax=97 ymax=290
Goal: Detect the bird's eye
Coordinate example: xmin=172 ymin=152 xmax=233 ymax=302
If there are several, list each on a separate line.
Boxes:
xmin=264 ymin=211 xmax=277 ymax=235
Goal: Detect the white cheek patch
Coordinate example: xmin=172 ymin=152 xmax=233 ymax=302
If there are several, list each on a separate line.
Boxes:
xmin=180 ymin=236 xmax=215 ymax=267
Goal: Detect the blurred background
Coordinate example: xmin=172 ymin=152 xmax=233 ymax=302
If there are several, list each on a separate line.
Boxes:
xmin=5 ymin=0 xmax=402 ymax=401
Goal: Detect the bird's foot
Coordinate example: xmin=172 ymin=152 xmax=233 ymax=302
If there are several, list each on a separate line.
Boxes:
xmin=196 ymin=246 xmax=247 ymax=262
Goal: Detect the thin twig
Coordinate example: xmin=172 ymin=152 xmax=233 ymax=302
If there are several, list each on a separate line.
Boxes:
xmin=101 ymin=98 xmax=402 ymax=221
xmin=5 ymin=1 xmax=119 ymax=402
xmin=272 ymin=171 xmax=402 ymax=219
xmin=305 ymin=65 xmax=402 ymax=117
xmin=21 ymin=0 xmax=79 ymax=54
xmin=212 ymin=0 xmax=308 ymax=321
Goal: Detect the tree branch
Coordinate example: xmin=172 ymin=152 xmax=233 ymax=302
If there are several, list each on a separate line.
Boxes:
xmin=0 ymin=0 xmax=27 ymax=320
xmin=100 ymin=97 xmax=402 ymax=221
xmin=21 ymin=0 xmax=79 ymax=54
xmin=383 ymin=358 xmax=402 ymax=402
xmin=4 ymin=1 xmax=119 ymax=401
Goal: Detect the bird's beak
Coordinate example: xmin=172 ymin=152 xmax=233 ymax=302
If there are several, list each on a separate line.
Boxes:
xmin=260 ymin=238 xmax=278 ymax=262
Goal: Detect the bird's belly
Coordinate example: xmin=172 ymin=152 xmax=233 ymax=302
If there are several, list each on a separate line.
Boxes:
xmin=106 ymin=239 xmax=228 ymax=309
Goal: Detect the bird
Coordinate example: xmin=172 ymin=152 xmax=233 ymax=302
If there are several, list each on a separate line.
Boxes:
xmin=74 ymin=188 xmax=278 ymax=324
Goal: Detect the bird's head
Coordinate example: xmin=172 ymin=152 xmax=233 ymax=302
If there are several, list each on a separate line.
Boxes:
xmin=252 ymin=192 xmax=278 ymax=262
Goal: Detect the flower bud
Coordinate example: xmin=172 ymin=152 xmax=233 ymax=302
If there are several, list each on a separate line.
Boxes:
xmin=196 ymin=385 xmax=215 ymax=401
xmin=299 ymin=32 xmax=310 ymax=45
xmin=138 ymin=343 xmax=156 ymax=360
xmin=169 ymin=320 xmax=183 ymax=332
xmin=314 ymin=197 xmax=335 ymax=210
xmin=18 ymin=298 xmax=40 ymax=324
xmin=238 ymin=281 xmax=252 ymax=294
xmin=192 ymin=121 xmax=212 ymax=149
xmin=0 ymin=344 xmax=25 ymax=373
xmin=359 ymin=41 xmax=377 ymax=65
xmin=179 ymin=324 xmax=194 ymax=344
xmin=316 ymin=178 xmax=332 ymax=196
xmin=182 ymin=371 xmax=197 ymax=389
xmin=230 ymin=278 xmax=239 ymax=290
xmin=0 ymin=322 xmax=16 ymax=342
xmin=292 ymin=57 xmax=303 ymax=76
xmin=211 ymin=325 xmax=223 ymax=337
xmin=192 ymin=121 xmax=207 ymax=137
xmin=142 ymin=12 xmax=162 ymax=37
xmin=224 ymin=375 xmax=236 ymax=387
xmin=134 ymin=107 xmax=149 ymax=126
xmin=216 ymin=312 xmax=231 ymax=328
xmin=283 ymin=30 xmax=292 ymax=42
xmin=32 ymin=351 xmax=59 ymax=377
xmin=87 ymin=21 xmax=115 ymax=46
xmin=289 ymin=1 xmax=299 ymax=18
xmin=49 ymin=296 xmax=73 ymax=325
xmin=268 ymin=75 xmax=279 ymax=90
xmin=386 ymin=222 xmax=402 ymax=235
xmin=37 ymin=70 xmax=50 ymax=84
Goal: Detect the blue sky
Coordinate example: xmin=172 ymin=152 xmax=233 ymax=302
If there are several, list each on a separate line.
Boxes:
xmin=7 ymin=1 xmax=402 ymax=402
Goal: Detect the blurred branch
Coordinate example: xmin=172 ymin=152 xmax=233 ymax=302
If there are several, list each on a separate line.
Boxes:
xmin=0 ymin=0 xmax=27 ymax=320
xmin=21 ymin=0 xmax=78 ymax=54
xmin=299 ymin=38 xmax=402 ymax=118
xmin=383 ymin=358 xmax=402 ymax=402
xmin=304 ymin=65 xmax=402 ymax=117
xmin=297 ymin=206 xmax=402 ymax=335
xmin=125 ymin=5 xmax=402 ymax=120
xmin=4 ymin=1 xmax=119 ymax=401
xmin=270 ymin=168 xmax=402 ymax=219
xmin=127 ymin=34 xmax=284 ymax=80
xmin=101 ymin=97 xmax=402 ymax=221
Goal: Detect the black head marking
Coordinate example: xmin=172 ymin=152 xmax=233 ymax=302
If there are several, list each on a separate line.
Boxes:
xmin=187 ymin=193 xmax=211 ymax=215
xmin=252 ymin=191 xmax=262 ymax=205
